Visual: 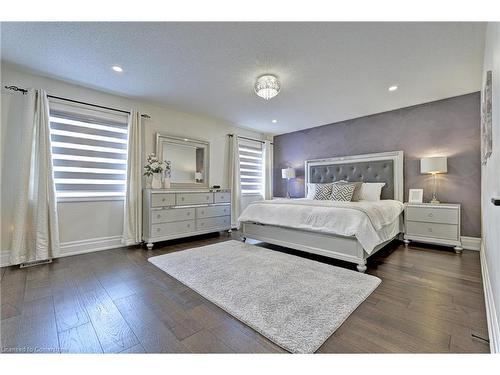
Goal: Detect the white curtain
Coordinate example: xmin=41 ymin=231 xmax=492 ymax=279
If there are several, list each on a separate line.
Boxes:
xmin=10 ymin=89 xmax=60 ymax=265
xmin=263 ymin=140 xmax=274 ymax=200
xmin=229 ymin=135 xmax=241 ymax=227
xmin=122 ymin=110 xmax=143 ymax=245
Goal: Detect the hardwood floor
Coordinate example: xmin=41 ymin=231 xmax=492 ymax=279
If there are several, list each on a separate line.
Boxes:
xmin=0 ymin=232 xmax=490 ymax=353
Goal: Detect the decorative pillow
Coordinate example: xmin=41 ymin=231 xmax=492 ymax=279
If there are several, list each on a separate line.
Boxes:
xmin=306 ymin=183 xmax=317 ymax=199
xmin=334 ymin=181 xmax=363 ymax=201
xmin=358 ymin=182 xmax=386 ymax=201
xmin=330 ymin=183 xmax=355 ymax=201
xmin=313 ymin=183 xmax=333 ymax=200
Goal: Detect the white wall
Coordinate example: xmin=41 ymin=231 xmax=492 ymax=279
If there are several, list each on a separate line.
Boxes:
xmin=481 ymin=22 xmax=500 ymax=353
xmin=1 ymin=63 xmax=266 ymax=265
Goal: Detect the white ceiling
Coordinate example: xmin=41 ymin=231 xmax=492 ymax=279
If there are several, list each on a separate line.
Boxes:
xmin=1 ymin=22 xmax=486 ymax=135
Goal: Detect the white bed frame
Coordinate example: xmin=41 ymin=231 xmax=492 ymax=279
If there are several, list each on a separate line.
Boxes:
xmin=240 ymin=151 xmax=404 ymax=272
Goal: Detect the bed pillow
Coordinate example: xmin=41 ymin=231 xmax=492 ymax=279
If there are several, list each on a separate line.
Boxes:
xmin=358 ymin=182 xmax=386 ymax=201
xmin=330 ymin=183 xmax=355 ymax=201
xmin=334 ymin=181 xmax=363 ymax=201
xmin=313 ymin=183 xmax=333 ymax=200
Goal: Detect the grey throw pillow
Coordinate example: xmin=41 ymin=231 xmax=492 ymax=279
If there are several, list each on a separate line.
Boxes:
xmin=313 ymin=183 xmax=332 ymax=200
xmin=334 ymin=181 xmax=363 ymax=201
xmin=330 ymin=183 xmax=355 ymax=201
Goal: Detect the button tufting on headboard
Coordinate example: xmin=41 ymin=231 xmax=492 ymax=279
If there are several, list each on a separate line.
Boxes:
xmin=309 ymin=159 xmax=395 ymax=199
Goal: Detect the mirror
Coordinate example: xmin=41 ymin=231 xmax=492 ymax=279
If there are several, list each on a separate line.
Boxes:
xmin=156 ymin=133 xmax=210 ymax=189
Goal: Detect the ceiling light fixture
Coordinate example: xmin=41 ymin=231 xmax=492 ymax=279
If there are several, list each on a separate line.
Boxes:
xmin=388 ymin=85 xmax=398 ymax=92
xmin=111 ymin=65 xmax=123 ymax=73
xmin=272 ymin=119 xmax=278 ymax=123
xmin=254 ymin=74 xmax=281 ymax=100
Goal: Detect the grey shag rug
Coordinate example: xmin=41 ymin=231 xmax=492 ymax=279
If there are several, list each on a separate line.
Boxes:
xmin=148 ymin=240 xmax=380 ymax=353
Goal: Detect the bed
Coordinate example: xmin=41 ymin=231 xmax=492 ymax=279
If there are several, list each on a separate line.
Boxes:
xmin=238 ymin=151 xmax=404 ymax=272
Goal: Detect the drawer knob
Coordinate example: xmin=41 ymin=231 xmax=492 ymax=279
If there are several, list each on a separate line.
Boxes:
xmin=181 ymin=197 xmax=185 ymax=201
xmin=157 ymin=228 xmax=161 ymax=232
xmin=428 ymin=213 xmax=434 ymax=217
xmin=187 ymin=224 xmax=190 ymax=228
xmin=201 ymin=211 xmax=205 ymax=214
xmin=206 ymin=196 xmax=209 ymax=200
xmin=428 ymin=228 xmax=433 ymax=232
xmin=162 ymin=198 xmax=166 ymax=202
xmin=157 ymin=214 xmax=161 ymax=219
xmin=201 ymin=222 xmax=204 ymax=226
xmin=187 ymin=212 xmax=190 ymax=216
xmin=221 ymin=196 xmax=225 ymax=199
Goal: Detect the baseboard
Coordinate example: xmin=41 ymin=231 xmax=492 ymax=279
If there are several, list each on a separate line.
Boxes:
xmin=480 ymin=242 xmax=500 ymax=353
xmin=59 ymin=235 xmax=123 ymax=258
xmin=461 ymin=236 xmax=481 ymax=251
xmin=1 ymin=250 xmax=11 ymax=267
xmin=0 ymin=235 xmax=124 ymax=267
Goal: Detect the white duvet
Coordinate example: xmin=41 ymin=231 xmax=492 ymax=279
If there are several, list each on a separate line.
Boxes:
xmin=238 ymin=199 xmax=404 ymax=253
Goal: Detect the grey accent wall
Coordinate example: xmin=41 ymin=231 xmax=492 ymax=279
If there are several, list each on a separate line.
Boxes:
xmin=273 ymin=92 xmax=481 ymax=237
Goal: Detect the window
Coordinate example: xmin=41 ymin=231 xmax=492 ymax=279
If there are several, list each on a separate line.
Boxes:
xmin=239 ymin=139 xmax=264 ymax=195
xmin=49 ymin=109 xmax=128 ymax=199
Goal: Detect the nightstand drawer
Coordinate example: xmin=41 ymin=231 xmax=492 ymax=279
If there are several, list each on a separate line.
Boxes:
xmin=406 ymin=221 xmax=458 ymax=241
xmin=406 ymin=207 xmax=458 ymax=225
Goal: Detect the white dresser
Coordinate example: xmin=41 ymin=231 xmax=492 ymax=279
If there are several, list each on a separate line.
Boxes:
xmin=403 ymin=203 xmax=463 ymax=253
xmin=142 ymin=189 xmax=231 ymax=249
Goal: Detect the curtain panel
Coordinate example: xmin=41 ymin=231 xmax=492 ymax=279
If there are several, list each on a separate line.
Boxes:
xmin=10 ymin=89 xmax=60 ymax=265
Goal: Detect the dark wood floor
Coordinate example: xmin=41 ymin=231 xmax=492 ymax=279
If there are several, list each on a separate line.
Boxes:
xmin=0 ymin=231 xmax=490 ymax=353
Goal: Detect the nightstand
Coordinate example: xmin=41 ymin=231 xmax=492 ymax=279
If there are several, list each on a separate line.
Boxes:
xmin=403 ymin=203 xmax=463 ymax=253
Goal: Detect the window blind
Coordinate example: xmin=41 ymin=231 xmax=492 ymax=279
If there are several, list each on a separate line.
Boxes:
xmin=49 ymin=109 xmax=129 ymax=198
xmin=238 ymin=139 xmax=264 ymax=195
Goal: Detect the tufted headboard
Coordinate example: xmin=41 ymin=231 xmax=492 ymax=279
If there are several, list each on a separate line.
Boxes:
xmin=305 ymin=151 xmax=404 ymax=201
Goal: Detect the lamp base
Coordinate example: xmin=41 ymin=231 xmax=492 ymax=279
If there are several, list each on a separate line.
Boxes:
xmin=430 ymin=198 xmax=440 ymax=204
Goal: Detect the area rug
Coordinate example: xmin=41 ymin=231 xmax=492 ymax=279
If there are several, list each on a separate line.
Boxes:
xmin=148 ymin=240 xmax=380 ymax=353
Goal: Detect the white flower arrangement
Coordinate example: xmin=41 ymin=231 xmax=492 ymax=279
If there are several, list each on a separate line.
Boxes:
xmin=143 ymin=153 xmax=171 ymax=177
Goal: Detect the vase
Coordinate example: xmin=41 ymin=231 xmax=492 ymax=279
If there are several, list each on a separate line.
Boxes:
xmin=163 ymin=177 xmax=171 ymax=189
xmin=151 ymin=173 xmax=162 ymax=189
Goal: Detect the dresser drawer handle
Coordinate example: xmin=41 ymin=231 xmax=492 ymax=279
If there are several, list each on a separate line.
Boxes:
xmin=156 ymin=228 xmax=161 ymax=232
xmin=220 ymin=195 xmax=225 ymax=200
xmin=428 ymin=213 xmax=434 ymax=217
xmin=428 ymin=227 xmax=433 ymax=232
xmin=201 ymin=210 xmax=205 ymax=215
xmin=201 ymin=222 xmax=205 ymax=226
xmin=187 ymin=224 xmax=190 ymax=228
xmin=162 ymin=198 xmax=166 ymax=202
xmin=187 ymin=212 xmax=191 ymax=216
xmin=181 ymin=197 xmax=185 ymax=201
xmin=157 ymin=214 xmax=161 ymax=219
xmin=206 ymin=196 xmax=209 ymax=200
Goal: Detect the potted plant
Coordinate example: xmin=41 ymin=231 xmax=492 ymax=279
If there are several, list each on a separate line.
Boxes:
xmin=144 ymin=153 xmax=167 ymax=189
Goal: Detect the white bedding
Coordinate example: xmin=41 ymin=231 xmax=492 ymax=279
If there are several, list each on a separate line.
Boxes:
xmin=238 ymin=199 xmax=404 ymax=253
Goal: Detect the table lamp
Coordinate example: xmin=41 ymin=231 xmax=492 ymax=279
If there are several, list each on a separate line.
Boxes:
xmin=420 ymin=157 xmax=447 ymax=204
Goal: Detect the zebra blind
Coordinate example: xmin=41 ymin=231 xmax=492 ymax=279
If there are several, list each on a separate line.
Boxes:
xmin=49 ymin=109 xmax=129 ymax=198
xmin=238 ymin=139 xmax=264 ymax=195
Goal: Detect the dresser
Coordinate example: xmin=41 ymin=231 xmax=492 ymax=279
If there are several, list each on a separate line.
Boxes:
xmin=403 ymin=203 xmax=463 ymax=253
xmin=143 ymin=189 xmax=231 ymax=249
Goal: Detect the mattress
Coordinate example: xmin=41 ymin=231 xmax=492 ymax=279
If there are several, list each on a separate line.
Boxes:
xmin=237 ymin=198 xmax=404 ymax=253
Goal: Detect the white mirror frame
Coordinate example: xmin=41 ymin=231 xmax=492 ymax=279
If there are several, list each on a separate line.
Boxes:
xmin=155 ymin=133 xmax=210 ymax=190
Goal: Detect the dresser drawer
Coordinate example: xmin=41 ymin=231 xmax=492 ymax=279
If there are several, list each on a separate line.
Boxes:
xmin=196 ymin=216 xmax=230 ymax=230
xmin=406 ymin=206 xmax=458 ymax=225
xmin=196 ymin=205 xmax=230 ymax=219
xmin=151 ymin=208 xmax=195 ymax=224
xmin=214 ymin=192 xmax=230 ymax=203
xmin=151 ymin=220 xmax=195 ymax=237
xmin=406 ymin=221 xmax=458 ymax=241
xmin=176 ymin=193 xmax=213 ymax=205
xmin=151 ymin=193 xmax=176 ymax=207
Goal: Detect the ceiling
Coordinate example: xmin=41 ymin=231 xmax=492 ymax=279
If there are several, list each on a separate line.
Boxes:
xmin=1 ymin=22 xmax=486 ymax=135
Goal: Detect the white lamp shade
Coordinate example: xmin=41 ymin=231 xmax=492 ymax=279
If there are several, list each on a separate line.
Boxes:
xmin=420 ymin=157 xmax=447 ymax=174
xmin=281 ymin=167 xmax=296 ymax=179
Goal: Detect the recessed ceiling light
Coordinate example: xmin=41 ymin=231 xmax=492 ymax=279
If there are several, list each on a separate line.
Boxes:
xmin=272 ymin=119 xmax=278 ymax=123
xmin=388 ymin=85 xmax=398 ymax=92
xmin=111 ymin=65 xmax=123 ymax=73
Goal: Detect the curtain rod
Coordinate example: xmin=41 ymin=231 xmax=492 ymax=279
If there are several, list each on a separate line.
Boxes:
xmin=228 ymin=133 xmax=273 ymax=145
xmin=4 ymin=85 xmax=151 ymax=119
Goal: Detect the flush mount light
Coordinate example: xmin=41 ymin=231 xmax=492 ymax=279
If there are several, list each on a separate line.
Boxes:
xmin=388 ymin=85 xmax=398 ymax=92
xmin=111 ymin=65 xmax=123 ymax=73
xmin=254 ymin=74 xmax=281 ymax=100
xmin=272 ymin=119 xmax=278 ymax=123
